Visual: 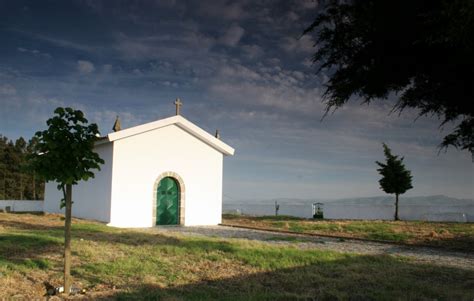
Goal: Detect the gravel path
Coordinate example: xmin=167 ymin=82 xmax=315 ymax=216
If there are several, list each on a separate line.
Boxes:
xmin=150 ymin=225 xmax=474 ymax=270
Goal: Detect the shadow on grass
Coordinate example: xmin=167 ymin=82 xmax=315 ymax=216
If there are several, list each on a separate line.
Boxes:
xmin=99 ymin=254 xmax=474 ymax=301
xmin=0 ymin=219 xmax=64 ymax=231
xmin=0 ymin=234 xmax=62 ymax=270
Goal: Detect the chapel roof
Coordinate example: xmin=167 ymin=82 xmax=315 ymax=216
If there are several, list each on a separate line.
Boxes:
xmin=96 ymin=115 xmax=234 ymax=156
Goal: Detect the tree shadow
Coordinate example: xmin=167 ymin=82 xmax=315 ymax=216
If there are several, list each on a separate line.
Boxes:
xmin=0 ymin=234 xmax=62 ymax=269
xmin=0 ymin=219 xmax=64 ymax=231
xmin=97 ymin=254 xmax=474 ymax=301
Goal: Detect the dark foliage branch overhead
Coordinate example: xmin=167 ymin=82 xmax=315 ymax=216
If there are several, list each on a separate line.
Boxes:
xmin=304 ymin=0 xmax=474 ymax=152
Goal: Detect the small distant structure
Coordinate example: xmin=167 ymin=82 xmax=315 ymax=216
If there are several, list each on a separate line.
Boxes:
xmin=312 ymin=202 xmax=324 ymax=219
xmin=275 ymin=201 xmax=280 ymax=216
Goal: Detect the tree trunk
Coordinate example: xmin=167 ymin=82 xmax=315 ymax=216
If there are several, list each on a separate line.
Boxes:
xmin=394 ymin=193 xmax=399 ymax=221
xmin=32 ymin=173 xmax=36 ymax=200
xmin=2 ymin=171 xmax=5 ymax=200
xmin=64 ymin=184 xmax=72 ymax=294
xmin=19 ymin=173 xmax=23 ymax=200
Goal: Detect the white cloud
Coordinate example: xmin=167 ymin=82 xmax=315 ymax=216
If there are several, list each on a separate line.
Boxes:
xmin=287 ymin=11 xmax=300 ymax=21
xmin=132 ymin=68 xmax=143 ymax=75
xmin=197 ymin=1 xmax=244 ymax=20
xmin=102 ymin=64 xmax=113 ymax=73
xmin=13 ymin=29 xmax=96 ymax=53
xmin=281 ymin=35 xmax=315 ymax=53
xmin=77 ymin=60 xmax=95 ymax=74
xmin=219 ymin=24 xmax=245 ymax=47
xmin=114 ymin=31 xmax=216 ymax=61
xmin=242 ymin=44 xmax=263 ymax=59
xmin=298 ymin=0 xmax=318 ymax=9
xmin=162 ymin=80 xmax=179 ymax=88
xmin=17 ymin=46 xmax=51 ymax=58
xmin=208 ymin=62 xmax=324 ymax=116
xmin=0 ymin=84 xmax=17 ymax=95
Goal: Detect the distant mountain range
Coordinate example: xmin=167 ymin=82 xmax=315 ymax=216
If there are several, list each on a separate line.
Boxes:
xmin=224 ymin=195 xmax=473 ymax=206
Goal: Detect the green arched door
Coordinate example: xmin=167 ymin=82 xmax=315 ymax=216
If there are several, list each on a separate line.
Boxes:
xmin=156 ymin=177 xmax=179 ymax=225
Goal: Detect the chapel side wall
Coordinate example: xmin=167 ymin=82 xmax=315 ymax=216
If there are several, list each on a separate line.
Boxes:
xmin=109 ymin=124 xmax=224 ymax=227
xmin=43 ymin=142 xmax=113 ymax=223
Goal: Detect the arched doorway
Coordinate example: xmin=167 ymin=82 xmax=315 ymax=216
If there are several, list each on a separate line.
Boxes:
xmin=156 ymin=177 xmax=179 ymax=225
xmin=152 ymin=171 xmax=186 ymax=225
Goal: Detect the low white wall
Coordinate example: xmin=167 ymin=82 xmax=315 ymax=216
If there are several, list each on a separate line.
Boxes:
xmin=0 ymin=200 xmax=44 ymax=212
xmin=323 ymin=204 xmax=394 ymax=220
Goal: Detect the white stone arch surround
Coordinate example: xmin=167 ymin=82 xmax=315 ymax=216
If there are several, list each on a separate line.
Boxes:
xmin=152 ymin=171 xmax=185 ymax=226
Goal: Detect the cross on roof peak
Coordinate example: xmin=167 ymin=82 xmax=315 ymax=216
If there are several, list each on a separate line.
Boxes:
xmin=174 ymin=98 xmax=183 ymax=115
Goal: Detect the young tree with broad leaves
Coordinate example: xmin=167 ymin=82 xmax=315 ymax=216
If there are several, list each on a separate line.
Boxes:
xmin=29 ymin=107 xmax=104 ymax=294
xmin=303 ymin=0 xmax=474 ymax=153
xmin=376 ymin=143 xmax=413 ymax=221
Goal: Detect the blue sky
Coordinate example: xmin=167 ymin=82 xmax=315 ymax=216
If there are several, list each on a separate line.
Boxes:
xmin=0 ymin=0 xmax=472 ymax=200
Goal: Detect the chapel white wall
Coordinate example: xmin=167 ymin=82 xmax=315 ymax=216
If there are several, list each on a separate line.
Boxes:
xmin=43 ymin=142 xmax=114 ymax=223
xmin=108 ymin=124 xmax=224 ymax=227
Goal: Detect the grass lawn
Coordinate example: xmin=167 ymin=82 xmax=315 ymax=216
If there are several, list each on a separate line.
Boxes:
xmin=223 ymin=214 xmax=474 ymax=251
xmin=1 ymin=213 xmax=473 ymax=300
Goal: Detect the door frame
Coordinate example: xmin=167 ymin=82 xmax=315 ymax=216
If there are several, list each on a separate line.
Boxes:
xmin=152 ymin=171 xmax=185 ymax=226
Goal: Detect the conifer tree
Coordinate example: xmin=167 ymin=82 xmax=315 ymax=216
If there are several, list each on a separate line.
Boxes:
xmin=376 ymin=143 xmax=413 ymax=220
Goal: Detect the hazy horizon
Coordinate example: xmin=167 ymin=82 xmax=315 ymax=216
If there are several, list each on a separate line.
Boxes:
xmin=223 ymin=194 xmax=474 ymax=204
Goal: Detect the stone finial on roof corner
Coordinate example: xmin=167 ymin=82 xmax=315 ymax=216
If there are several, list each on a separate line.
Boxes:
xmin=113 ymin=116 xmax=121 ymax=132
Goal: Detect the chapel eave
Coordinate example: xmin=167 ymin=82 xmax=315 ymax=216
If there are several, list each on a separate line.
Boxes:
xmin=94 ymin=115 xmax=235 ymax=156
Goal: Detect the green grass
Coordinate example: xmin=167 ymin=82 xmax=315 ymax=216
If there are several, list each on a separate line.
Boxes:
xmin=1 ymin=213 xmax=473 ymax=300
xmin=287 ymin=220 xmax=414 ymax=242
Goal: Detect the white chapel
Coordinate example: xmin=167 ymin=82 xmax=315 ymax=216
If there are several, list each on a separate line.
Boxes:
xmin=44 ymin=100 xmax=235 ymax=227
